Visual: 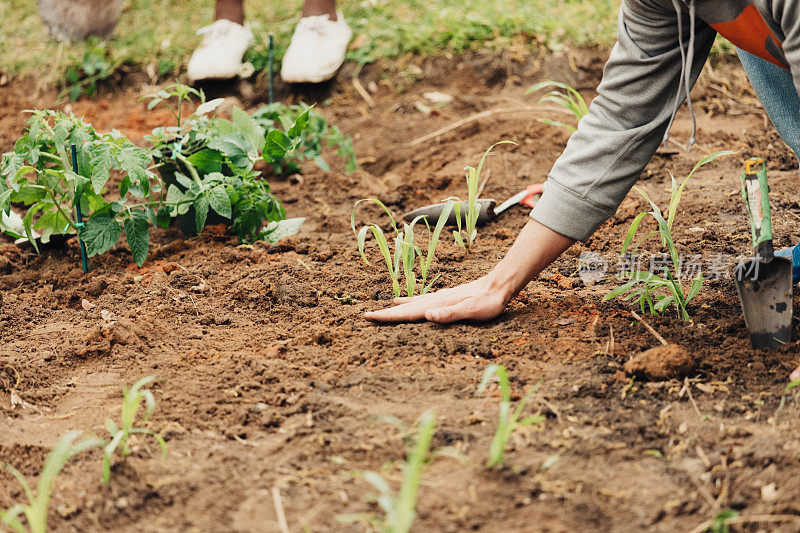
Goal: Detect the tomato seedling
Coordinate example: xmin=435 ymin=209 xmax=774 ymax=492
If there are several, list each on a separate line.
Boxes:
xmin=145 ymin=84 xmax=313 ymax=243
xmin=0 ymin=110 xmax=167 ymax=266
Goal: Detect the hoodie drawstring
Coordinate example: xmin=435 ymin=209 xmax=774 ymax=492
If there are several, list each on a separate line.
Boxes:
xmin=662 ymin=0 xmax=698 ymax=150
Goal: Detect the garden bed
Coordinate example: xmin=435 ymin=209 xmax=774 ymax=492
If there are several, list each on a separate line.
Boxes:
xmin=1 ymin=48 xmax=800 ymax=532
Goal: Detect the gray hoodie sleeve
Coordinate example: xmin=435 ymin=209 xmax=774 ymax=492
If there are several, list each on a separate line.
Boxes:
xmin=529 ymin=0 xmax=717 ymax=241
xmin=775 ymin=0 xmax=800 ymax=105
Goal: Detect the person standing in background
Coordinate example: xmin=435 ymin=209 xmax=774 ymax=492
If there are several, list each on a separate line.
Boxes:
xmin=187 ymin=0 xmax=352 ymax=84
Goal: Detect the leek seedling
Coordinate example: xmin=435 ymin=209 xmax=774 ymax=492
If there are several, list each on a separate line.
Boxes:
xmin=604 ymin=151 xmax=735 ymax=321
xmin=525 ymin=81 xmax=589 ymax=132
xmin=339 ymin=410 xmax=462 ymax=533
xmin=352 ymin=199 xmax=454 ymax=297
xmin=453 ymin=141 xmax=516 ymax=252
xmin=405 ymin=201 xmax=453 ymax=294
xmin=101 ymin=376 xmax=167 ymax=483
xmin=478 ymin=364 xmax=545 ymax=467
xmin=1 ymin=431 xmax=104 ymax=533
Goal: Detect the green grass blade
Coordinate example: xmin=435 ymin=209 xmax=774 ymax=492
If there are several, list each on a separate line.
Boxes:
xmin=686 ymin=150 xmax=738 ymax=180
xmin=536 ymin=118 xmax=577 ymax=132
xmin=396 ymin=411 xmax=437 ymax=533
xmin=423 ymin=201 xmax=453 ymax=277
xmin=621 ymin=212 xmax=649 ymax=253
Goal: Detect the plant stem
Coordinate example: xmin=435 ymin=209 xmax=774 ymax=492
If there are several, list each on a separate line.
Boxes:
xmin=173 ymin=152 xmax=202 ymax=187
xmin=45 ymin=187 xmax=78 ymax=232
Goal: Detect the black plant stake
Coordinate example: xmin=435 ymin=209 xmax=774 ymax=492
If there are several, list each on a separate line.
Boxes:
xmin=268 ymin=33 xmax=275 ymax=105
xmin=70 ymin=144 xmax=90 ymax=273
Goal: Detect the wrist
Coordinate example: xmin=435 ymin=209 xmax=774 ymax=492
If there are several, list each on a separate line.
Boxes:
xmin=484 ymin=263 xmax=523 ymax=305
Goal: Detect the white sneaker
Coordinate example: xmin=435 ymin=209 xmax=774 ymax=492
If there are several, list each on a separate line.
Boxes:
xmin=280 ymin=11 xmax=352 ymax=83
xmin=187 ymin=19 xmax=254 ymax=83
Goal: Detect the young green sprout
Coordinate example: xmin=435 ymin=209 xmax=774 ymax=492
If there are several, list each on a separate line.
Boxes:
xmin=525 ymin=81 xmax=589 ymax=132
xmin=604 ymin=151 xmax=735 ymax=321
xmin=453 ymin=141 xmax=516 ymax=252
xmin=1 ymin=431 xmax=104 ymax=533
xmin=339 ymin=410 xmax=462 ymax=533
xmin=478 ymin=364 xmax=545 ymax=467
xmin=101 ymin=376 xmax=167 ymax=483
xmin=352 ymin=198 xmax=453 ymax=297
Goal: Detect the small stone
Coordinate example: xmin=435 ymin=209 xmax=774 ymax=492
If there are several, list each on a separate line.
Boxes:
xmin=761 ymin=483 xmax=779 ymax=502
xmin=623 ymin=344 xmax=693 ymax=381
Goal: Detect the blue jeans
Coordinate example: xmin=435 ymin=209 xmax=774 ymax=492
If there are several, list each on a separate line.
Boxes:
xmin=737 ymin=49 xmax=800 ymax=156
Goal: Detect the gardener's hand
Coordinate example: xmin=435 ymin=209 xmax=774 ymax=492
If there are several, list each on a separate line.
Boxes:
xmin=791 ymin=364 xmax=800 ymax=382
xmin=364 ymin=219 xmax=575 ymax=324
xmin=364 ymin=275 xmax=512 ymax=323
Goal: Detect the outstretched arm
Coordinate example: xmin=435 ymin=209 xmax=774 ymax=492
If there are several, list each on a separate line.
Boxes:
xmin=364 ymin=220 xmax=574 ymax=323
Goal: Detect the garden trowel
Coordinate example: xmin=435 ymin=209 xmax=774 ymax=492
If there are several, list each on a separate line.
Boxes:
xmin=734 ymin=157 xmax=793 ymax=349
xmin=402 ymin=183 xmax=544 ymax=226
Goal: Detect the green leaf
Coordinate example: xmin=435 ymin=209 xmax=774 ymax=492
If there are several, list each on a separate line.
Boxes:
xmin=287 ymin=107 xmax=312 ymax=138
xmin=208 ymin=185 xmax=232 ymax=218
xmin=34 ymin=208 xmax=71 ymax=243
xmin=174 ymin=172 xmax=194 ymax=190
xmin=263 ymin=129 xmax=292 ymax=159
xmin=186 ymin=149 xmax=223 ymax=174
xmin=208 ymin=133 xmax=251 ymax=168
xmin=83 ymin=213 xmax=122 ymax=257
xmin=313 ymin=155 xmax=331 ymax=172
xmin=621 ymin=212 xmax=649 ymax=253
xmin=687 ymin=150 xmax=738 ymax=180
xmin=155 ymin=207 xmax=171 ymax=229
xmin=165 ymin=184 xmax=185 ymax=215
xmin=195 ymin=97 xmax=225 ymax=116
xmin=232 ymin=106 xmax=265 ymax=152
xmin=124 ymin=212 xmax=150 ymax=266
xmin=260 ymin=217 xmax=305 ymax=243
xmin=89 ymin=143 xmax=115 ymax=193
xmin=195 ymin=193 xmax=210 ymax=233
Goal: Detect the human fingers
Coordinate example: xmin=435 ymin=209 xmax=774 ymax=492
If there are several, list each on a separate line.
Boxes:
xmin=791 ymin=363 xmax=800 ymax=382
xmin=392 ymin=284 xmax=473 ymax=306
xmin=424 ymin=296 xmax=500 ymax=324
xmin=364 ymin=299 xmax=436 ymax=322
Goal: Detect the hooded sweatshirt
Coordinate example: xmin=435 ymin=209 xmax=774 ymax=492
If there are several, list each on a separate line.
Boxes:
xmin=529 ymin=0 xmax=799 ymax=242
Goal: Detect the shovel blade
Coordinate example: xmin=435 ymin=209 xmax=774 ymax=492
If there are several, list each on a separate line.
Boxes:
xmin=734 ymin=257 xmax=793 ymax=349
xmin=402 ymin=199 xmax=497 ymax=226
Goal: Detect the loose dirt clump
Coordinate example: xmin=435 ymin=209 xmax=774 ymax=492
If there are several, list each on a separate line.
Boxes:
xmin=623 ymin=344 xmax=694 ymax=381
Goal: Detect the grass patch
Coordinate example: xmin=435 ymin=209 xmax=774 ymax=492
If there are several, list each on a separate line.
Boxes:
xmin=2 ymin=0 xmax=621 ymax=86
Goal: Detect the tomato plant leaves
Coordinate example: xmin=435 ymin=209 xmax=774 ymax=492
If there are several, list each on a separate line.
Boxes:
xmin=83 ymin=213 xmax=122 ymax=257
xmin=124 ymin=212 xmax=150 ymax=266
xmin=260 ymin=217 xmax=305 ymax=243
xmin=194 ymin=193 xmax=210 ymax=234
xmin=209 ymin=185 xmax=232 ymax=219
xmin=90 ymin=143 xmax=115 ymax=193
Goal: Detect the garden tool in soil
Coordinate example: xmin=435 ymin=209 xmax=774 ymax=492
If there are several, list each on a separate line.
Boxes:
xmin=734 ymin=157 xmax=793 ymax=349
xmin=402 ymin=183 xmax=544 ymax=226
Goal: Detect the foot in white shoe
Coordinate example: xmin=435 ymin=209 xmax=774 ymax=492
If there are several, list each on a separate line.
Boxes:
xmin=187 ymin=19 xmax=253 ymax=83
xmin=280 ymin=11 xmax=352 ymax=84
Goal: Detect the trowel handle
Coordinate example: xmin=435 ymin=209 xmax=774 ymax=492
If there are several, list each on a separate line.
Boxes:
xmin=740 ymin=157 xmax=773 ymax=261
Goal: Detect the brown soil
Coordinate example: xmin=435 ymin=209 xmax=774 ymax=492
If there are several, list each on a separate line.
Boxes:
xmin=2 ymin=47 xmax=800 ymax=532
